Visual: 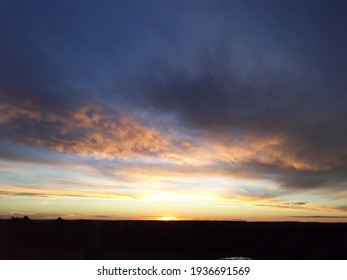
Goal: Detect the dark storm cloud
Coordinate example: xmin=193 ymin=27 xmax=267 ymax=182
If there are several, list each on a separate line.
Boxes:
xmin=133 ymin=1 xmax=347 ymax=191
xmin=142 ymin=40 xmax=347 ymax=158
xmin=224 ymin=161 xmax=347 ymax=190
xmin=140 ymin=2 xmax=347 ymax=129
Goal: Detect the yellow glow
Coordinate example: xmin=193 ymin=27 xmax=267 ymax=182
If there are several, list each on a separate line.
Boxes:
xmin=156 ymin=216 xmax=177 ymax=221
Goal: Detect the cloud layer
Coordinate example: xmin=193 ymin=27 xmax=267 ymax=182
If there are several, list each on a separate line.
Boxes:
xmin=1 ymin=0 xmax=347 ymax=220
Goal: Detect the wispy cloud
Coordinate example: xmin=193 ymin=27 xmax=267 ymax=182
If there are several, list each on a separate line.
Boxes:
xmin=289 ymin=216 xmax=347 ymax=219
xmin=0 ymin=185 xmax=139 ymax=200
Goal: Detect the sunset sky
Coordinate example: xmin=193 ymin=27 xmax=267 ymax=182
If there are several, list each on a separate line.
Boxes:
xmin=1 ymin=0 xmax=347 ymax=221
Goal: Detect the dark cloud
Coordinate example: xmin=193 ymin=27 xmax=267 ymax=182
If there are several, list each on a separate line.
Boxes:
xmin=1 ymin=0 xmax=347 ymax=198
xmin=223 ymin=161 xmax=347 ymax=191
xmin=0 ymin=185 xmax=139 ymax=200
xmin=131 ymin=1 xmax=347 ymax=183
xmin=289 ymin=202 xmax=308 ymax=206
xmin=0 ymin=191 xmax=47 ymax=198
xmin=141 ymin=49 xmax=347 ymax=164
xmin=336 ymin=206 xmax=347 ymax=212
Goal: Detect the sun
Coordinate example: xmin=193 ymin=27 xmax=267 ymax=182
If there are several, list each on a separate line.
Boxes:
xmin=157 ymin=216 xmax=177 ymax=221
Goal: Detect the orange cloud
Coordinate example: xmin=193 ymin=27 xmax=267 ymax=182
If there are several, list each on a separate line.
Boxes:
xmin=47 ymin=107 xmax=181 ymax=160
xmin=0 ymin=101 xmax=184 ymax=159
xmin=216 ymin=192 xmax=347 ymax=215
xmin=202 ymin=131 xmax=333 ymax=171
xmin=0 ymin=102 xmax=42 ymax=123
xmin=0 ymin=100 xmax=338 ymax=172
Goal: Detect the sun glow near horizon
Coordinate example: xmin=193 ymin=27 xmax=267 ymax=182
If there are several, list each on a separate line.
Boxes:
xmin=156 ymin=216 xmax=178 ymax=221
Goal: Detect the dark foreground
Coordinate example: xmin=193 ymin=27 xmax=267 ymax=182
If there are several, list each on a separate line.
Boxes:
xmin=1 ymin=219 xmax=347 ymax=260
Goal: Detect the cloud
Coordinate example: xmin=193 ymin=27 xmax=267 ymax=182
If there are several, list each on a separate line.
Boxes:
xmin=0 ymin=100 xmax=194 ymax=161
xmin=289 ymin=202 xmax=308 ymax=206
xmin=1 ymin=0 xmax=347 ymax=216
xmin=253 ymin=202 xmax=347 ymax=214
xmin=94 ymin=215 xmax=110 ymax=218
xmin=336 ymin=205 xmax=347 ymax=212
xmin=0 ymin=185 xmax=139 ymax=200
xmin=0 ymin=102 xmax=42 ymax=124
xmin=0 ymin=191 xmax=46 ymax=197
xmin=2 ymin=96 xmax=347 ymax=202
xmin=289 ymin=216 xmax=347 ymax=219
xmin=140 ymin=59 xmax=347 ymax=165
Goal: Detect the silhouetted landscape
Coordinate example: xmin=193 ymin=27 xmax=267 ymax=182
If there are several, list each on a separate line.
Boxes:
xmin=1 ymin=218 xmax=347 ymax=260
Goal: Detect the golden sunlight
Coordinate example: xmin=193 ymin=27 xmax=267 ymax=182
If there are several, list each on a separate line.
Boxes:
xmin=156 ymin=216 xmax=177 ymax=221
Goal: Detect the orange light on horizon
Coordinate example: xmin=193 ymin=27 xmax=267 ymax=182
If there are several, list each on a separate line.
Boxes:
xmin=156 ymin=216 xmax=177 ymax=221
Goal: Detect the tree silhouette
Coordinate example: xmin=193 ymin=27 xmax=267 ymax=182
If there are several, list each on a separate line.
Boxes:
xmin=22 ymin=216 xmax=31 ymax=221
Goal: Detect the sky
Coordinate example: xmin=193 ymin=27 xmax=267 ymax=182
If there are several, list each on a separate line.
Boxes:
xmin=1 ymin=0 xmax=347 ymax=221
